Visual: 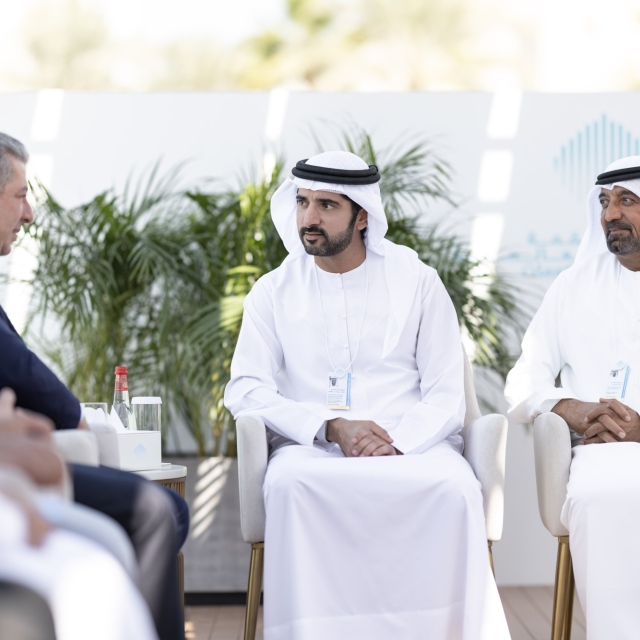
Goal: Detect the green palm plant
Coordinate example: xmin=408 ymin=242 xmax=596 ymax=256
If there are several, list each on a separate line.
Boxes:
xmin=26 ymin=166 xmax=228 ymax=453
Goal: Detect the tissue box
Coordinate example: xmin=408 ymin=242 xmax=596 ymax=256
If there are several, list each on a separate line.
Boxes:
xmin=116 ymin=431 xmax=161 ymax=471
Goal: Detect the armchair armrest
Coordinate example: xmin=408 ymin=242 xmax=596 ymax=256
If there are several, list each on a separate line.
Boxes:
xmin=87 ymin=422 xmax=121 ymax=468
xmin=533 ymin=412 xmax=572 ymax=537
xmin=52 ymin=429 xmax=100 ymax=466
xmin=236 ymin=415 xmax=269 ymax=544
xmin=462 ymin=413 xmax=508 ymax=541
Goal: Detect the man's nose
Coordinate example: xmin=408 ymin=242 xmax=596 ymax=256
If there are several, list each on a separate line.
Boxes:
xmin=303 ymin=203 xmax=321 ymax=226
xmin=23 ymin=200 xmax=34 ymax=224
xmin=604 ymin=199 xmax=623 ymax=221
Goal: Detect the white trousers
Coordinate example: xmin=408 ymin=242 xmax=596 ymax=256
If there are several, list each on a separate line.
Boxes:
xmin=0 ymin=527 xmax=158 ymax=640
xmin=562 ymin=442 xmax=640 ymax=640
xmin=263 ymin=441 xmax=510 ymax=640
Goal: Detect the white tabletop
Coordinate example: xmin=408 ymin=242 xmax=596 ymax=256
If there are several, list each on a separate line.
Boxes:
xmin=135 ymin=463 xmax=187 ymax=481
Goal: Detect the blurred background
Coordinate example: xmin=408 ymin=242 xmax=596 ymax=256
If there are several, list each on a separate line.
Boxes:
xmin=2 ymin=0 xmax=640 ymax=93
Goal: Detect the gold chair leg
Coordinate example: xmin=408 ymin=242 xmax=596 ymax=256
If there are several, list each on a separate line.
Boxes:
xmin=244 ymin=542 xmax=264 ymax=640
xmin=177 ymin=551 xmax=184 ymax=614
xmin=551 ymin=536 xmax=574 ymax=640
xmin=488 ymin=540 xmax=495 ymax=577
xmin=562 ymin=552 xmax=576 ymax=640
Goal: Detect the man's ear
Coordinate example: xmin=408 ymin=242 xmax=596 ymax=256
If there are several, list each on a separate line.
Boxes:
xmin=356 ymin=209 xmax=368 ymax=230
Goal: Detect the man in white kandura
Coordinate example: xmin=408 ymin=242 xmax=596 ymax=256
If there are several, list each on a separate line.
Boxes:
xmin=224 ymin=151 xmax=510 ymax=640
xmin=505 ymin=155 xmax=640 ymax=639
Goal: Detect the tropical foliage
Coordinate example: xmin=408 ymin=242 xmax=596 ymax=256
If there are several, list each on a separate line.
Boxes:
xmin=22 ymin=128 xmax=520 ymax=455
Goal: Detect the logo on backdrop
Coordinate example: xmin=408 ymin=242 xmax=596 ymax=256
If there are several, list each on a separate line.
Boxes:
xmin=500 ymin=232 xmax=581 ymax=279
xmin=554 ymin=114 xmax=640 ymax=199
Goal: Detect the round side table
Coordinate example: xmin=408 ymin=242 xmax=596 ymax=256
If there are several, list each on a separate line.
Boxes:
xmin=136 ymin=464 xmax=187 ymax=608
xmin=137 ymin=464 xmax=187 ymax=498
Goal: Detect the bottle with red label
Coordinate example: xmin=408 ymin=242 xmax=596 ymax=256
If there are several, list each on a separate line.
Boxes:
xmin=113 ymin=365 xmax=135 ymax=429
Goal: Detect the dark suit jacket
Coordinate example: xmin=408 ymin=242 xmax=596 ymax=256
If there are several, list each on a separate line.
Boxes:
xmin=0 ymin=304 xmax=80 ymax=429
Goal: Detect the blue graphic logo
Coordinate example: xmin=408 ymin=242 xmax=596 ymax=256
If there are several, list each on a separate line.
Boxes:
xmin=554 ymin=114 xmax=640 ymax=198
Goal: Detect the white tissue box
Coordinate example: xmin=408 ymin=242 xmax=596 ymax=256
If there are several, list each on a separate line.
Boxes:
xmin=116 ymin=431 xmax=161 ymax=471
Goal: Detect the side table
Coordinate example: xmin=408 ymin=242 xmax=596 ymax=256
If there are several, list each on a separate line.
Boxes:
xmin=136 ymin=464 xmax=187 ymax=607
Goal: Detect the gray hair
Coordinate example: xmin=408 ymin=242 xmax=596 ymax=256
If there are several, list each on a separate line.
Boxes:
xmin=0 ymin=133 xmax=28 ymax=194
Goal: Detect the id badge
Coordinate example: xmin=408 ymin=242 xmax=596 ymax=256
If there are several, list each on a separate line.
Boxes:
xmin=604 ymin=365 xmax=630 ymax=400
xmin=326 ymin=371 xmax=351 ymax=410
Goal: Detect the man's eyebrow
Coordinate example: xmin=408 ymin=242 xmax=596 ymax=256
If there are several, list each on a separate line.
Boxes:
xmin=617 ymin=188 xmax=638 ymax=198
xmin=315 ymin=197 xmax=341 ymax=206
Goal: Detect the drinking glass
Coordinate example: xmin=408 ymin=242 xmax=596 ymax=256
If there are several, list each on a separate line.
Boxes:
xmin=131 ymin=397 xmax=162 ymax=432
xmin=80 ymin=402 xmax=109 ymax=425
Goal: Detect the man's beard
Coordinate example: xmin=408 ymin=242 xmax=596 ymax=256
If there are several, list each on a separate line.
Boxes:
xmin=299 ymin=217 xmax=357 ymax=257
xmin=605 ymin=221 xmax=640 ymax=255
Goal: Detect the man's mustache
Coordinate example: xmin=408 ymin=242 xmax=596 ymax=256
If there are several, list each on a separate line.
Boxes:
xmin=300 ymin=226 xmax=327 ymax=238
xmin=606 ymin=221 xmax=633 ymax=234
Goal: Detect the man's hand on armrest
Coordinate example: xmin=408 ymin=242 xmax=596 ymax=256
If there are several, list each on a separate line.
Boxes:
xmin=582 ymin=398 xmax=640 ymax=444
xmin=552 ymin=399 xmax=602 ymax=434
xmin=553 ymin=397 xmax=639 ymax=444
xmin=326 ymin=418 xmax=399 ymax=457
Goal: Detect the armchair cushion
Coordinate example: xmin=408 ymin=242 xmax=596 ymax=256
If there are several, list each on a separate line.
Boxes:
xmin=533 ymin=412 xmax=572 ymax=537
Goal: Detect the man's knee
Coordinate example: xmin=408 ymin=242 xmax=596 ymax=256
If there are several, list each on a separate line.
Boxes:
xmin=264 ymin=458 xmax=310 ymax=500
xmin=133 ymin=482 xmax=179 ymax=537
xmin=570 ymin=478 xmax=639 ymax=508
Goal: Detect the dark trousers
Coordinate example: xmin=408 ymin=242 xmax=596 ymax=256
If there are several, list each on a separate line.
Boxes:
xmin=0 ymin=582 xmax=57 ymax=640
xmin=72 ymin=464 xmax=189 ymax=640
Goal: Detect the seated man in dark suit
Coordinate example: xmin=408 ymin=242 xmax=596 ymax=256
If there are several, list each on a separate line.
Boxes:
xmin=0 ymin=131 xmax=189 ymax=640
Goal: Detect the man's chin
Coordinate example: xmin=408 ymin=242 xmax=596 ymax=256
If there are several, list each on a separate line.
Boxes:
xmin=607 ymin=239 xmax=640 ymax=255
xmin=0 ymin=244 xmax=11 ymax=256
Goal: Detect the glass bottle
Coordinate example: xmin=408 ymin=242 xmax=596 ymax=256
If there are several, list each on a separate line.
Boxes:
xmin=113 ymin=365 xmax=135 ymax=429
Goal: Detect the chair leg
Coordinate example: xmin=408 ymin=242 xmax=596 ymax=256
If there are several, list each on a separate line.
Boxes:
xmin=244 ymin=542 xmax=264 ymax=640
xmin=177 ymin=551 xmax=184 ymax=614
xmin=488 ymin=540 xmax=495 ymax=576
xmin=551 ymin=536 xmax=574 ymax=640
xmin=562 ymin=552 xmax=576 ymax=640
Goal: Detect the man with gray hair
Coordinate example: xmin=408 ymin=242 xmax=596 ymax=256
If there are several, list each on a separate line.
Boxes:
xmin=506 ymin=156 xmax=640 ymax=638
xmin=0 ymin=131 xmax=188 ymax=640
xmin=0 ymin=133 xmax=32 ymax=256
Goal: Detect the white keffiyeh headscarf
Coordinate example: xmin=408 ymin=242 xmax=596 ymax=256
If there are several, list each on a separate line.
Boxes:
xmin=575 ymin=155 xmax=640 ymax=264
xmin=271 ymin=150 xmax=389 ymax=256
xmin=270 ymin=150 xmax=423 ymax=358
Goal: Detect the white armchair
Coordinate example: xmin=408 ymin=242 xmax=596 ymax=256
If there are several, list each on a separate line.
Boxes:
xmin=236 ymin=353 xmax=509 ymax=640
xmin=532 ymin=412 xmax=575 ymax=640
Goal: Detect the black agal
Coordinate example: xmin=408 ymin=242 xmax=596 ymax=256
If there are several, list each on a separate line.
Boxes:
xmin=596 ymin=166 xmax=640 ymax=185
xmin=292 ymin=159 xmax=381 ymax=185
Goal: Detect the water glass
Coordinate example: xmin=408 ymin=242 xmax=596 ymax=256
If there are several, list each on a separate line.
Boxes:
xmin=131 ymin=397 xmax=162 ymax=432
xmin=80 ymin=402 xmax=109 ymax=425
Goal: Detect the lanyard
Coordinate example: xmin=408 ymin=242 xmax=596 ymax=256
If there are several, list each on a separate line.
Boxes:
xmin=314 ymin=260 xmax=369 ymax=378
